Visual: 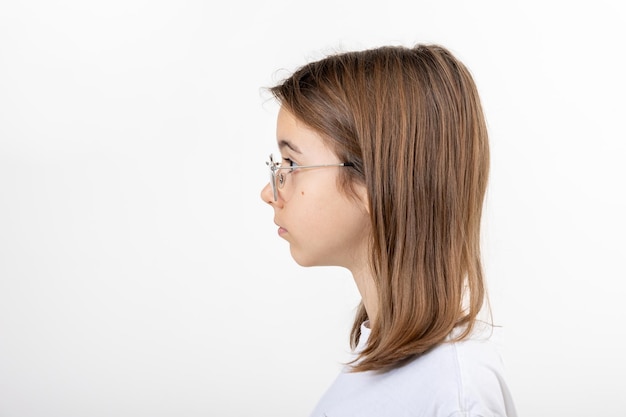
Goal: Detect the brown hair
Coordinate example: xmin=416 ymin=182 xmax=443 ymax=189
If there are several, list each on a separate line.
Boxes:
xmin=270 ymin=44 xmax=490 ymax=372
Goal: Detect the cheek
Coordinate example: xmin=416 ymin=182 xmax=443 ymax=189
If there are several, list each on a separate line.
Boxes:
xmin=290 ymin=174 xmax=361 ymax=230
xmin=305 ymin=202 xmax=370 ymax=266
xmin=291 ymin=188 xmax=330 ymax=229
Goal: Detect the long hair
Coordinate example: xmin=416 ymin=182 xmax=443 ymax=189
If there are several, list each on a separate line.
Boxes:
xmin=270 ymin=44 xmax=490 ymax=372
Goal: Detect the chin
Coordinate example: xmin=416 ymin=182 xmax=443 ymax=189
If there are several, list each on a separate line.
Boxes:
xmin=289 ymin=248 xmax=319 ymax=267
xmin=290 ymin=249 xmax=340 ymax=268
xmin=291 ymin=255 xmax=316 ymax=268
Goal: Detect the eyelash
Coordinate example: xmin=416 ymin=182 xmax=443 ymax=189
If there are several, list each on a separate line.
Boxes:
xmin=281 ymin=157 xmax=298 ymax=170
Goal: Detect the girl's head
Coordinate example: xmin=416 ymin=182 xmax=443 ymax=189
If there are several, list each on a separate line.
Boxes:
xmin=264 ymin=44 xmax=490 ymax=372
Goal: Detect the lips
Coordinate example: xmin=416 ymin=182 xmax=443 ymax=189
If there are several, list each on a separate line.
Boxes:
xmin=274 ymin=220 xmax=288 ymax=236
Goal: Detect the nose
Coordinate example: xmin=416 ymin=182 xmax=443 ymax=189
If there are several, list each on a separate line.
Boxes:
xmin=260 ymin=182 xmax=274 ymax=204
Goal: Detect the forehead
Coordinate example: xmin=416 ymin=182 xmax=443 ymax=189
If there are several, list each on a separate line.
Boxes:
xmin=276 ymin=107 xmax=333 ymax=157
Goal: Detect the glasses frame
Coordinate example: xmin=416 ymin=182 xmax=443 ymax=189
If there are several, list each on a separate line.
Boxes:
xmin=266 ymin=153 xmax=354 ymax=202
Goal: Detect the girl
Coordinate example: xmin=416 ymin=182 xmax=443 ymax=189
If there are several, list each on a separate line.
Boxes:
xmin=261 ymin=44 xmax=517 ymax=417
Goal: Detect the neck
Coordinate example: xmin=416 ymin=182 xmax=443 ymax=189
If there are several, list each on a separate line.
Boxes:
xmin=350 ymin=263 xmax=378 ymax=327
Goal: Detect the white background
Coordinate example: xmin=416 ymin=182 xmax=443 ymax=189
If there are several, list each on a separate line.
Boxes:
xmin=1 ymin=1 xmax=624 ymax=416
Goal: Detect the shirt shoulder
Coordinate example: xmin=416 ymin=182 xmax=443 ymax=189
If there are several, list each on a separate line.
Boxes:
xmin=310 ymin=328 xmax=517 ymax=417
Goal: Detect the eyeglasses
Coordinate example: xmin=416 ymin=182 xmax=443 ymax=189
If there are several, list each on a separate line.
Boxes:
xmin=266 ymin=153 xmax=354 ymax=202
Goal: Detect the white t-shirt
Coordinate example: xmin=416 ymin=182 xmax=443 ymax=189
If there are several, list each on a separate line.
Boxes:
xmin=310 ymin=322 xmax=518 ymax=417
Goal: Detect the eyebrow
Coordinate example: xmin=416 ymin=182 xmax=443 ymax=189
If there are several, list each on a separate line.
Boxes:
xmin=278 ymin=139 xmax=302 ymax=154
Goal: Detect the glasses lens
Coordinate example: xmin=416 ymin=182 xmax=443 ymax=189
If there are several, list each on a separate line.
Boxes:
xmin=277 ymin=171 xmax=286 ymax=189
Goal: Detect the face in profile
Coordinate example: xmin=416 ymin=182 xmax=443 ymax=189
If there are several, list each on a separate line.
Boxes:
xmin=261 ymin=107 xmax=370 ymax=270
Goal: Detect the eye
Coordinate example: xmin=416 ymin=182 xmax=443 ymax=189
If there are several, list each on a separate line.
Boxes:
xmin=281 ymin=157 xmax=299 ymax=171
